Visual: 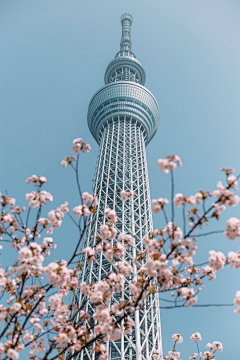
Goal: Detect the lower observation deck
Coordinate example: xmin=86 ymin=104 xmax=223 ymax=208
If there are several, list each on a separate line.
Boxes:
xmin=87 ymin=81 xmax=160 ymax=145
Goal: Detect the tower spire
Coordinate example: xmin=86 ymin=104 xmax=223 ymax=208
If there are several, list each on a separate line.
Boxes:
xmin=120 ymin=13 xmax=133 ymax=52
xmin=104 ymin=13 xmax=146 ymax=85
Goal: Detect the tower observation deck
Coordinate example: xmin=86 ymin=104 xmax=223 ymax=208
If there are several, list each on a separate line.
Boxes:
xmin=71 ymin=13 xmax=163 ymax=360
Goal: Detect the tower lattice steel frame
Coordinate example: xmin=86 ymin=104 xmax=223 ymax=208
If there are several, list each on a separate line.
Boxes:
xmin=71 ymin=14 xmax=163 ymax=360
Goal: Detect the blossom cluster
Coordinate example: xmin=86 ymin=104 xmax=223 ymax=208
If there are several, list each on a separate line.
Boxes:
xmin=26 ymin=174 xmax=47 ymax=186
xmin=120 ymin=189 xmax=134 ymax=201
xmin=72 ymin=138 xmax=91 ymax=154
xmin=73 ymin=192 xmax=98 ymax=217
xmin=152 ymin=197 xmax=169 ymax=214
xmin=61 ymin=137 xmax=91 ymax=168
xmin=158 ymin=155 xmax=182 ymax=174
xmin=0 ymin=144 xmax=238 ymax=360
xmin=224 ymin=217 xmax=240 ymax=240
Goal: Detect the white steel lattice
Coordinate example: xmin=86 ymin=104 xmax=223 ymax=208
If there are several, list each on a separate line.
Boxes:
xmin=68 ymin=116 xmax=163 ymax=360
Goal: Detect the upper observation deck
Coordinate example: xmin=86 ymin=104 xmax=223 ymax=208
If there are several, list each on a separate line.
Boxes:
xmin=87 ymin=13 xmax=160 ymax=146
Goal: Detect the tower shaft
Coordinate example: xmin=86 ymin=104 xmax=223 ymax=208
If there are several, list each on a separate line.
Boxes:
xmin=77 ymin=117 xmax=162 ymax=360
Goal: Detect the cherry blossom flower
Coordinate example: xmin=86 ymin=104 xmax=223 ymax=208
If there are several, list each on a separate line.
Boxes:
xmin=165 ymin=222 xmax=182 ymax=240
xmin=120 ymin=190 xmax=134 ymax=201
xmin=7 ymin=349 xmax=19 ymax=360
xmin=227 ymin=175 xmax=238 ymax=190
xmin=10 ymin=302 xmax=21 ymax=313
xmin=224 ymin=217 xmax=240 ymax=240
xmin=228 ymin=251 xmax=240 ymax=269
xmin=73 ymin=205 xmax=91 ymax=216
xmin=202 ymin=265 xmax=216 ymax=281
xmin=60 ymin=201 xmax=69 ymax=213
xmin=158 ymin=155 xmax=182 ymax=174
xmin=189 ymin=353 xmax=198 ymax=359
xmin=61 ymin=159 xmax=68 ymax=168
xmin=117 ymin=232 xmax=133 ymax=245
xmin=208 ymin=250 xmax=226 ymax=271
xmin=72 ymin=138 xmax=91 ymax=154
xmin=152 ymin=197 xmax=169 ymax=214
xmin=202 ymin=350 xmax=214 ymax=359
xmin=174 ymin=193 xmax=183 ymax=207
xmin=206 ymin=341 xmax=223 ymax=352
xmin=164 ymin=350 xmax=181 ymax=359
xmin=26 ymin=175 xmax=47 ymax=186
xmin=233 ymin=290 xmax=240 ymax=314
xmin=190 ymin=332 xmax=202 ymax=343
xmin=172 ymin=333 xmax=183 ymax=344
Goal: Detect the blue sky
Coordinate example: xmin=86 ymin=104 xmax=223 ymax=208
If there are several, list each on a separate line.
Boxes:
xmin=1 ymin=0 xmax=240 ymax=358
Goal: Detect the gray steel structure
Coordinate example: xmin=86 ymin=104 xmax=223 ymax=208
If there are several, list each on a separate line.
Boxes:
xmin=71 ymin=13 xmax=163 ymax=360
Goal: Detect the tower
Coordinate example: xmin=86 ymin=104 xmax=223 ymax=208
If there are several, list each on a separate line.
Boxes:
xmin=74 ymin=14 xmax=162 ymax=360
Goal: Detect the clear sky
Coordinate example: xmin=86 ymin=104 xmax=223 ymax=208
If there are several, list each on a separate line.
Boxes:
xmin=1 ymin=0 xmax=240 ymax=358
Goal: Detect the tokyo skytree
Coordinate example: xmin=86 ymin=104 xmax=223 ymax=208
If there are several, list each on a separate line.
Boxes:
xmin=71 ymin=13 xmax=163 ymax=360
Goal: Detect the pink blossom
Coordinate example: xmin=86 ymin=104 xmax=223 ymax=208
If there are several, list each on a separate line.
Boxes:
xmin=195 ymin=192 xmax=202 ymax=204
xmin=165 ymin=350 xmax=180 ymax=359
xmin=202 ymin=266 xmax=216 ymax=280
xmin=120 ymin=190 xmax=134 ymax=201
xmin=187 ymin=195 xmax=196 ymax=205
xmin=206 ymin=341 xmax=223 ymax=352
xmin=189 ymin=354 xmax=198 ymax=360
xmin=10 ymin=302 xmax=21 ymax=313
xmin=39 ymin=176 xmax=47 ymax=183
xmin=117 ymin=233 xmax=133 ymax=245
xmin=190 ymin=332 xmax=202 ymax=342
xmin=100 ymin=225 xmax=111 ymax=240
xmin=18 ymin=246 xmax=32 ymax=262
xmin=61 ymin=159 xmax=68 ymax=168
xmin=33 ymin=322 xmax=44 ymax=332
xmin=202 ymin=351 xmax=214 ymax=359
xmin=224 ymin=217 xmax=240 ymax=240
xmin=73 ymin=143 xmax=81 ymax=154
xmin=188 ymin=296 xmax=198 ymax=306
xmin=90 ymin=291 xmax=103 ymax=304
xmin=228 ymin=195 xmax=240 ymax=207
xmin=54 ymin=332 xmax=69 ymax=347
xmin=228 ymin=251 xmax=240 ymax=269
xmin=152 ymin=198 xmax=169 ymax=214
xmin=213 ymin=181 xmax=225 ymax=198
xmin=208 ymin=250 xmax=225 ymax=271
xmin=83 ymin=247 xmax=95 ymax=256
xmin=233 ymin=290 xmax=240 ymax=314
xmin=105 ymin=208 xmax=117 ymax=224
xmin=157 ymin=158 xmax=170 ymax=174
xmin=82 ymin=192 xmax=91 ymax=202
xmin=72 ymin=138 xmax=91 ymax=154
xmin=111 ymin=303 xmax=123 ymax=316
xmin=7 ymin=349 xmax=19 ymax=359
xmin=115 ymin=261 xmax=132 ymax=276
xmin=60 ymin=201 xmax=69 ymax=213
xmin=82 ymin=192 xmax=98 ymax=206
xmin=174 ymin=193 xmax=183 ymax=207
xmin=73 ymin=205 xmax=91 ymax=216
xmin=212 ymin=203 xmax=226 ymax=219
xmin=165 ymin=222 xmax=182 ymax=240
xmin=73 ymin=137 xmax=82 ymax=144
xmin=0 ymin=311 xmax=7 ymax=323
xmin=172 ymin=333 xmax=183 ymax=344
xmin=80 ymin=282 xmax=91 ymax=296
xmin=153 ymin=349 xmax=162 ymax=360
xmin=158 ymin=155 xmax=182 ymax=174
xmin=227 ymin=175 xmax=238 ymax=189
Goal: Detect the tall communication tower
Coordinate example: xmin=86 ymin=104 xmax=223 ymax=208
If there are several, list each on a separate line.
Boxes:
xmin=73 ymin=14 xmax=162 ymax=360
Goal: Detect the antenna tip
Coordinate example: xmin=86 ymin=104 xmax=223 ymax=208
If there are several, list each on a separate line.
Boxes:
xmin=120 ymin=13 xmax=133 ymax=25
